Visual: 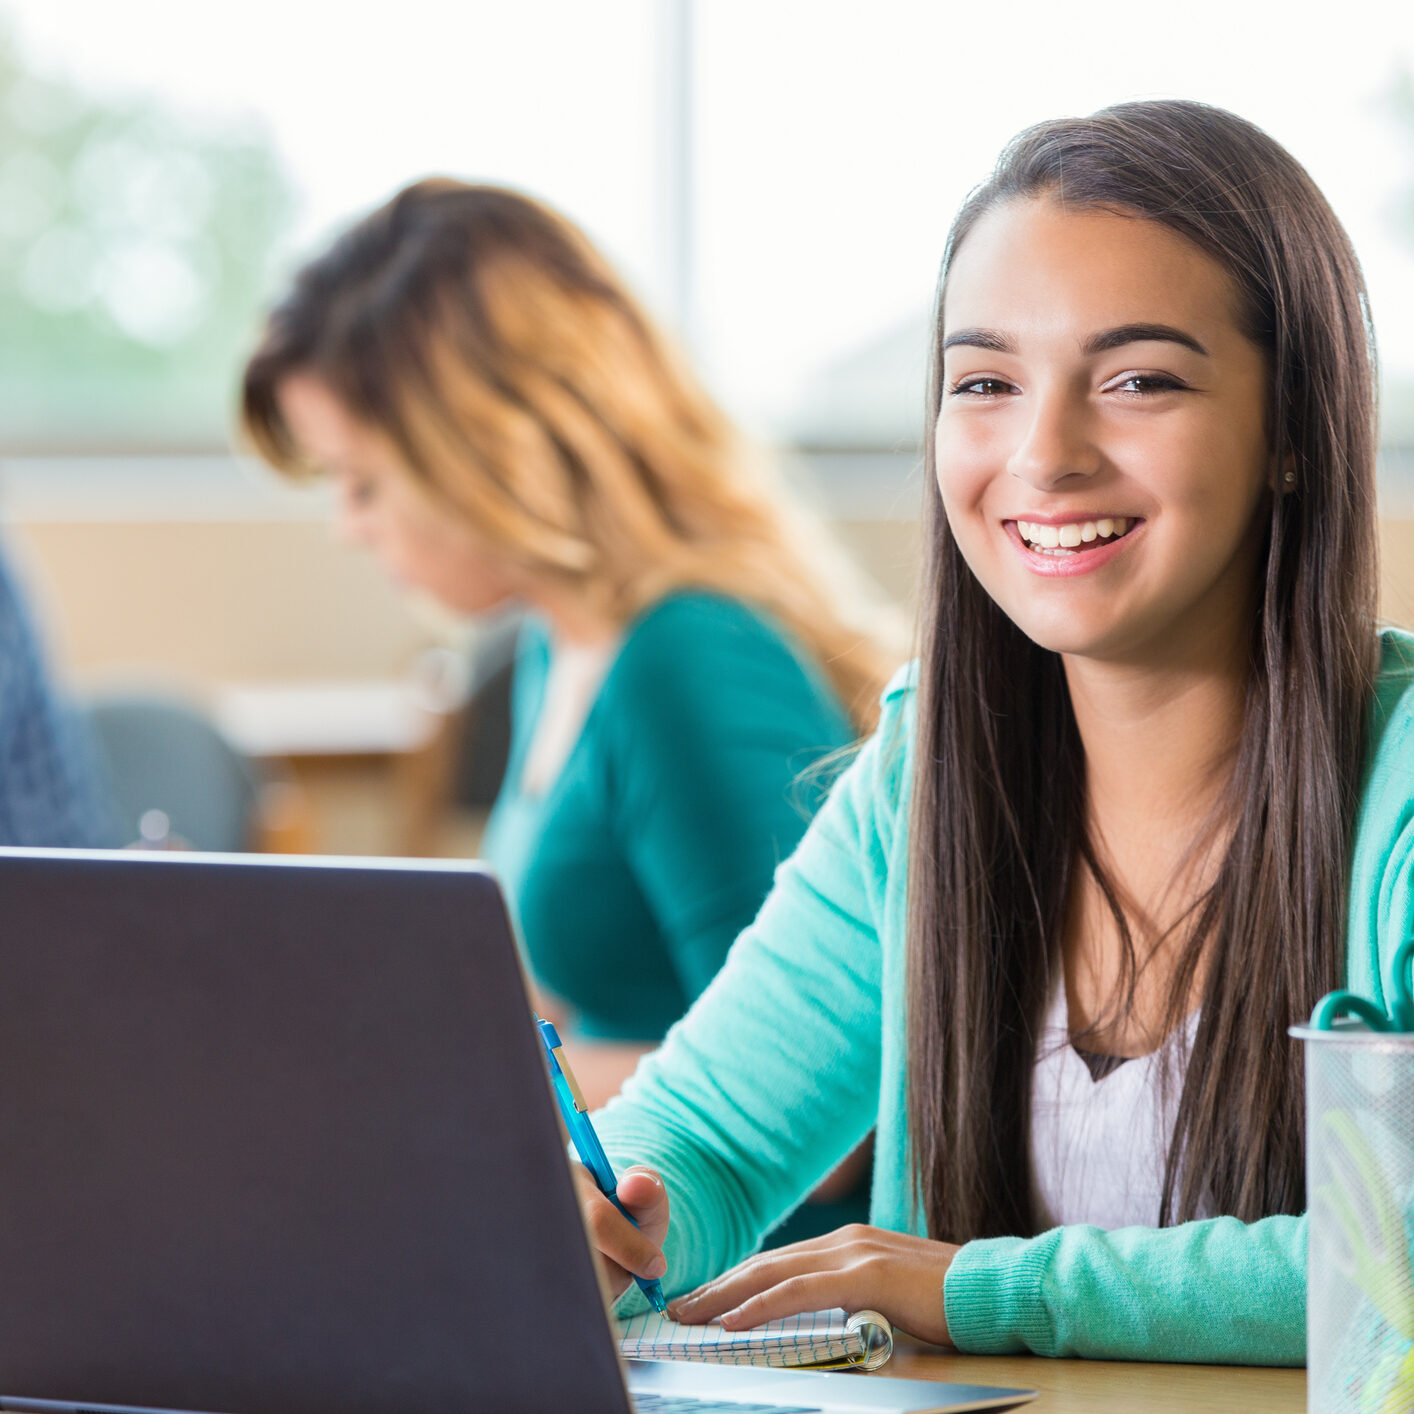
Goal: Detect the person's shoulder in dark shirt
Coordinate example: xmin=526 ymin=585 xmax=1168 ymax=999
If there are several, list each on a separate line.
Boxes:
xmin=0 ymin=544 xmax=119 ymax=847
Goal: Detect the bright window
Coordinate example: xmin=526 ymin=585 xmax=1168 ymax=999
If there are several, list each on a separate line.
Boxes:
xmin=1 ymin=0 xmax=1412 ymax=456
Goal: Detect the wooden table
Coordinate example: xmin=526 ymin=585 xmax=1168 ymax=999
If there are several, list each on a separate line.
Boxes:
xmin=882 ymin=1339 xmax=1305 ymax=1411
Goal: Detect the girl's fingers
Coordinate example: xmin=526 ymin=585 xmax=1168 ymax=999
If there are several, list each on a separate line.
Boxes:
xmin=575 ymin=1166 xmax=668 ymax=1281
xmin=616 ymin=1166 xmax=670 ymax=1246
xmin=672 ymin=1227 xmax=958 ymax=1347
xmin=718 ymin=1270 xmax=850 ymax=1330
xmin=669 ymin=1248 xmax=829 ymax=1323
xmin=588 ymin=1194 xmax=667 ymax=1279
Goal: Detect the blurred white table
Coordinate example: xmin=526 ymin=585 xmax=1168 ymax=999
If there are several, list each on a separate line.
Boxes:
xmin=214 ymin=682 xmax=443 ymax=759
xmin=212 ymin=679 xmax=462 ymax=857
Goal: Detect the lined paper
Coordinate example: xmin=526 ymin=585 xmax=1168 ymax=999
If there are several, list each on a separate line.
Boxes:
xmin=616 ymin=1307 xmax=891 ymax=1369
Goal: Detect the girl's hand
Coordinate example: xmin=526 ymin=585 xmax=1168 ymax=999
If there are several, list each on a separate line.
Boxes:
xmin=574 ymin=1163 xmax=670 ymax=1302
xmin=666 ymin=1225 xmax=959 ymax=1346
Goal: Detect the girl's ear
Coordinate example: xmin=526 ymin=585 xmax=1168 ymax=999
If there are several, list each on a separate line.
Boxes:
xmin=1270 ymin=449 xmax=1297 ymax=492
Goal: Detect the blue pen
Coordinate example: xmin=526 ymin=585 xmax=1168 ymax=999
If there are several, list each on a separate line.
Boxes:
xmin=535 ymin=1017 xmax=668 ymax=1314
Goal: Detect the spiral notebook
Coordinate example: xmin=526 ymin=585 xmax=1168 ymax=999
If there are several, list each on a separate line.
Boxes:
xmin=616 ymin=1307 xmax=894 ymax=1371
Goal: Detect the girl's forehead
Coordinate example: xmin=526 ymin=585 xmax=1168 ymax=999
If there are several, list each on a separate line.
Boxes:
xmin=943 ymin=197 xmax=1245 ymax=341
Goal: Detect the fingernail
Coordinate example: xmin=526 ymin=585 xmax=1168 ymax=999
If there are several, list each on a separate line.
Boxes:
xmin=647 ymin=1254 xmax=667 ymax=1279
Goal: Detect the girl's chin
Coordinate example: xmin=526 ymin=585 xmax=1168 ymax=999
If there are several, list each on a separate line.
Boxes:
xmin=1000 ymin=604 xmax=1139 ymax=660
xmin=450 ymin=588 xmax=517 ymax=617
xmin=394 ymin=570 xmax=513 ymax=616
xmin=1015 ymin=614 xmax=1182 ymax=666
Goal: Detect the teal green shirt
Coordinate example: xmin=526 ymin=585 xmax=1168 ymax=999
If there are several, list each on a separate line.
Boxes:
xmin=481 ymin=591 xmax=855 ymax=1043
xmin=595 ymin=628 xmax=1414 ymax=1364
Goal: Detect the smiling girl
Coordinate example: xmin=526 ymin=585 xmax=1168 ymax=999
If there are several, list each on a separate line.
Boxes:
xmin=578 ymin=99 xmax=1414 ymax=1362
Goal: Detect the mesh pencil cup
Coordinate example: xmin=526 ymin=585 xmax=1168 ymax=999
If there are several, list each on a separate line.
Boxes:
xmin=1292 ymin=1019 xmax=1414 ymax=1413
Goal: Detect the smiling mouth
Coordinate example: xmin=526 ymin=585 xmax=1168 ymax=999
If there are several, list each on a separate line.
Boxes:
xmin=1014 ymin=517 xmax=1140 ymax=557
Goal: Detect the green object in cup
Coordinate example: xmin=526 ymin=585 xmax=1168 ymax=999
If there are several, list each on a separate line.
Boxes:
xmin=1312 ymin=938 xmax=1414 ymax=1033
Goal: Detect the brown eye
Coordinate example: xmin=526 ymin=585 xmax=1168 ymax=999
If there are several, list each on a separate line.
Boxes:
xmin=951 ymin=377 xmax=1014 ymax=397
xmin=1112 ymin=374 xmax=1185 ymax=396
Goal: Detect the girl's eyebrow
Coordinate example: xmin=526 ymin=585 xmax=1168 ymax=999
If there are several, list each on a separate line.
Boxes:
xmin=941 ymin=323 xmax=1210 ymax=357
xmin=941 ymin=327 xmax=1015 ymax=354
xmin=1083 ymin=322 xmax=1210 ymax=357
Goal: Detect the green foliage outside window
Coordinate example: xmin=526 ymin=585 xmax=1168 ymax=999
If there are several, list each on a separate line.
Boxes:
xmin=0 ymin=24 xmax=292 ymax=449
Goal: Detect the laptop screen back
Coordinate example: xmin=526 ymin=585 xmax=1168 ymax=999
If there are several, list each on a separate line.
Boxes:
xmin=0 ymin=849 xmax=628 ymax=1414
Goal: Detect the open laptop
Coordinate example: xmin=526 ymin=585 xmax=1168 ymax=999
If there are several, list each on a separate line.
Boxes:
xmin=0 ymin=848 xmax=1033 ymax=1414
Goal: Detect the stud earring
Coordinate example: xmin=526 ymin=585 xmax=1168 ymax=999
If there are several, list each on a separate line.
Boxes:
xmin=1283 ymin=470 xmax=1296 ymax=486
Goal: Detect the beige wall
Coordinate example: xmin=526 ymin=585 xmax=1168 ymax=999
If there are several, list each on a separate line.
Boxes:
xmin=1381 ymin=518 xmax=1414 ymax=630
xmin=7 ymin=512 xmax=1412 ymax=693
xmin=9 ymin=520 xmax=433 ymax=694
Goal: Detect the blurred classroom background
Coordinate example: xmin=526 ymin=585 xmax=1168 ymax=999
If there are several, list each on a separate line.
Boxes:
xmin=1 ymin=0 xmax=1412 ymax=858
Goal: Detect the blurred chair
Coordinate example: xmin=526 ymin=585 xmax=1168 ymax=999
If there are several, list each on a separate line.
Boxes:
xmin=83 ymin=692 xmax=262 ymax=853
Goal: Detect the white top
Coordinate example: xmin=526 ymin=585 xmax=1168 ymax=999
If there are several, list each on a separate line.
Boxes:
xmin=1030 ymin=975 xmax=1203 ymax=1229
xmin=519 ymin=637 xmax=619 ymax=798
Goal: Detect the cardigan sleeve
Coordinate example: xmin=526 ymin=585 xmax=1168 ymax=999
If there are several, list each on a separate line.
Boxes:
xmin=945 ymin=1214 xmax=1307 ymax=1363
xmin=592 ymin=716 xmax=894 ymax=1307
xmin=599 ymin=597 xmax=854 ymax=1004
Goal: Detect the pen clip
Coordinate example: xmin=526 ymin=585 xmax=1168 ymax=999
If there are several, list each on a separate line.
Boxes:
xmin=535 ymin=1016 xmax=589 ymax=1114
xmin=551 ymin=1045 xmax=589 ymax=1114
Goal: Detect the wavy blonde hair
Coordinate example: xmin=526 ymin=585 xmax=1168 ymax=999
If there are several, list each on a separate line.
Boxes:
xmin=242 ymin=180 xmax=894 ymax=730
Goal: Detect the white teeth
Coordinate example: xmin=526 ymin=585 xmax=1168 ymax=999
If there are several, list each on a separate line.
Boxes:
xmin=1015 ymin=516 xmax=1137 ymax=551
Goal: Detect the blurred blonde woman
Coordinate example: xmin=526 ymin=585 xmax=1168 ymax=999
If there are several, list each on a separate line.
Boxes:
xmin=241 ymin=182 xmax=894 ymax=1139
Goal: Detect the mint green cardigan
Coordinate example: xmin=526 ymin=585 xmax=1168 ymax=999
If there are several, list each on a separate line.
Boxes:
xmin=594 ymin=628 xmax=1414 ymax=1365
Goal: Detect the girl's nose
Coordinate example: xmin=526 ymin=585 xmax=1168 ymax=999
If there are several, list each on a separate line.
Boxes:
xmin=1007 ymin=389 xmax=1102 ymax=490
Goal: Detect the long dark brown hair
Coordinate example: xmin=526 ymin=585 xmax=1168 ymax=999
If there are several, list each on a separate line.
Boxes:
xmin=907 ymin=99 xmax=1380 ymax=1241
